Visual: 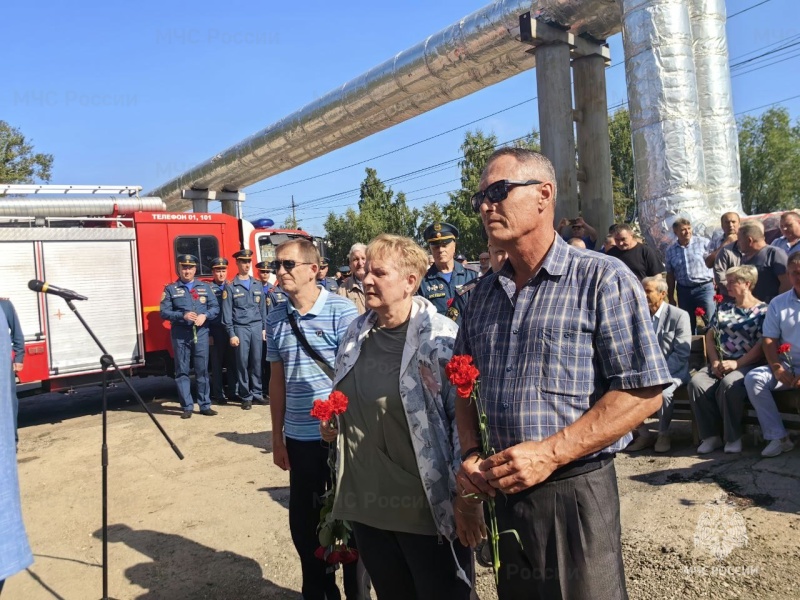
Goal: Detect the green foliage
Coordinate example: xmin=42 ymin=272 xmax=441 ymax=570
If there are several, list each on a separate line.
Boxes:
xmin=324 ymin=168 xmax=419 ymax=267
xmin=608 ymin=108 xmax=635 ymax=223
xmin=416 ymin=202 xmax=445 ymax=246
xmin=0 ymin=121 xmax=53 ymax=184
xmin=444 ymin=129 xmax=540 ymax=259
xmin=738 ymin=107 xmax=800 ymax=214
xmin=281 ymin=214 xmax=301 ymax=229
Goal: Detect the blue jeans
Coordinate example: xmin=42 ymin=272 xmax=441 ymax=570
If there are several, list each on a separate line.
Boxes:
xmin=677 ymin=282 xmax=715 ymax=333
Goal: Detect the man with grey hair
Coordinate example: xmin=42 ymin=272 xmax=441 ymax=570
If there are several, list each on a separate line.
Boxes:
xmin=337 ymin=243 xmax=367 ymax=314
xmin=627 ymin=276 xmax=692 ymax=453
xmin=455 ymin=146 xmax=672 ymax=599
xmin=716 ymin=220 xmax=789 ymax=303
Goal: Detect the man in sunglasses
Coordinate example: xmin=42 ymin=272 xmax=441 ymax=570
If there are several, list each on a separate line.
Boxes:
xmin=453 ymin=147 xmax=672 ymax=600
xmin=265 ymin=239 xmax=359 ymax=600
xmin=221 ymin=249 xmax=268 ymax=410
xmin=418 ymin=222 xmax=477 ymax=316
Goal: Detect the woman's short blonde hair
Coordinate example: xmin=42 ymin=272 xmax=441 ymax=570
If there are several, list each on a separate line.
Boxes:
xmin=366 ymin=234 xmax=429 ymax=292
xmin=726 ymin=265 xmax=758 ymax=288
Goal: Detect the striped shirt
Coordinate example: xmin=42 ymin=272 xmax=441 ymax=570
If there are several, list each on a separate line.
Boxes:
xmin=454 ymin=236 xmax=672 ymax=457
xmin=267 ymin=288 xmax=358 ymax=441
xmin=665 ymin=236 xmax=713 ymax=286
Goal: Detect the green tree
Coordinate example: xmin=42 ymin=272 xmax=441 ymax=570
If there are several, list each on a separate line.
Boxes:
xmin=738 ymin=107 xmax=800 ymax=214
xmin=324 ymin=168 xmax=420 ymax=267
xmin=416 ymin=201 xmax=445 ymax=246
xmin=443 ymin=129 xmax=540 ymax=260
xmin=281 ymin=214 xmax=301 ymax=229
xmin=608 ymin=108 xmax=635 ymax=223
xmin=0 ymin=121 xmax=53 ymax=184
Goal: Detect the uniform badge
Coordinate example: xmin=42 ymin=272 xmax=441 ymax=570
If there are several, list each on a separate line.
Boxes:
xmin=255 ymin=296 xmax=261 ymax=303
xmin=200 ymin=296 xmax=206 ymax=304
xmin=267 ymin=298 xmax=272 ymax=307
xmin=446 ymin=307 xmax=459 ymax=322
xmin=161 ymin=291 xmax=166 ymax=301
xmin=222 ymin=290 xmax=228 ymax=300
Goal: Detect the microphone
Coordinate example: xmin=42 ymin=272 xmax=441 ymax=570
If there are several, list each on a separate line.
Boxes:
xmin=28 ymin=280 xmax=88 ymax=301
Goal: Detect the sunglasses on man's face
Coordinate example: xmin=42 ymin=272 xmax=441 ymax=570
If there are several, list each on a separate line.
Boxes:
xmin=428 ymin=239 xmax=454 ymax=248
xmin=470 ymin=179 xmax=542 ymax=213
xmin=268 ymin=259 xmax=314 ymax=272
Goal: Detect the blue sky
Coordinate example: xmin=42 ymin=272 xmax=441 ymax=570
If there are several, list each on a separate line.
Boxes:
xmin=3 ymin=0 xmax=798 ymax=236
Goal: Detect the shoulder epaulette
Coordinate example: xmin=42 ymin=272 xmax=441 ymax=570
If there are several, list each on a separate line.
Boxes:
xmin=457 ymin=279 xmax=480 ymax=296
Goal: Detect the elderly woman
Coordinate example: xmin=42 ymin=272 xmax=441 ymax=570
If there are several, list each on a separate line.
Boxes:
xmin=322 ymin=234 xmax=483 ymax=600
xmin=689 ymin=265 xmax=768 ymax=454
xmin=337 ymin=243 xmax=367 ymax=314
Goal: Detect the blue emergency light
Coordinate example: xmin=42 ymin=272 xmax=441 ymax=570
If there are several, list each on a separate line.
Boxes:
xmin=251 ymin=218 xmax=275 ymax=229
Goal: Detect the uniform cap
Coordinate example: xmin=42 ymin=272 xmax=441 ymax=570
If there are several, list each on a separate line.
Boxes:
xmin=233 ymin=249 xmax=254 ymax=260
xmin=210 ymin=257 xmax=229 ymax=269
xmin=320 ymin=257 xmax=330 ymax=266
xmin=177 ymin=254 xmax=199 ymax=266
xmin=424 ymin=222 xmax=459 ymax=243
xmin=255 ymin=261 xmax=271 ymax=271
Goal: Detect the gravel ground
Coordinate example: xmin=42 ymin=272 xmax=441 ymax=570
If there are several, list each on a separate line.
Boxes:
xmin=6 ymin=377 xmax=799 ymax=599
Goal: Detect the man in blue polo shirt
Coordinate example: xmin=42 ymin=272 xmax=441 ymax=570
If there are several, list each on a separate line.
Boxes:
xmin=267 ymin=238 xmax=358 ymax=600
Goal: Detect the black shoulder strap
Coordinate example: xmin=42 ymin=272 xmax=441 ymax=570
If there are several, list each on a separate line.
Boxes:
xmin=287 ymin=312 xmax=335 ymax=380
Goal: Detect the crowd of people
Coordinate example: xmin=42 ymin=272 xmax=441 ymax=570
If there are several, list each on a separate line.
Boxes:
xmin=281 ymin=150 xmax=797 ymax=599
xmin=2 ymin=147 xmax=798 ymax=597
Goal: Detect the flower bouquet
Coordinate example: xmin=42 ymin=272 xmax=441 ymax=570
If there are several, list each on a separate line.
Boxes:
xmin=310 ymin=391 xmax=358 ymax=570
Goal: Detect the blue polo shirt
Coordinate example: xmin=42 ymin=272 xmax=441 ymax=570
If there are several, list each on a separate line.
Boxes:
xmin=267 ymin=288 xmax=358 ymax=441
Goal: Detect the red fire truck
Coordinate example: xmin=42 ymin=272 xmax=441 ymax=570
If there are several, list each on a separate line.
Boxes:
xmin=0 ymin=186 xmax=316 ymax=396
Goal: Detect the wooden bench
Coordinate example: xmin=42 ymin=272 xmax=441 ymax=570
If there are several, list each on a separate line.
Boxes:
xmin=670 ymin=335 xmax=800 ymax=445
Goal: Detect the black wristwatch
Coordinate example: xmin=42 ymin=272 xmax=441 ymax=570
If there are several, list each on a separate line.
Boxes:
xmin=461 ymin=446 xmax=482 ymax=462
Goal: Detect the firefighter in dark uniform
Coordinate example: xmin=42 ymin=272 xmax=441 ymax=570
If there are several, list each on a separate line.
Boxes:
xmin=255 ymin=261 xmax=278 ymax=403
xmin=208 ymin=257 xmax=237 ymax=404
xmin=159 ymin=254 xmax=219 ymax=419
xmin=418 ymin=222 xmax=477 ymax=316
xmin=223 ymin=250 xmax=267 ymax=410
xmin=316 ymin=257 xmax=339 ymax=292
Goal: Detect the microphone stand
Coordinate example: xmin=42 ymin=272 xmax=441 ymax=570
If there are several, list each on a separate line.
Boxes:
xmin=64 ymin=299 xmax=184 ymax=600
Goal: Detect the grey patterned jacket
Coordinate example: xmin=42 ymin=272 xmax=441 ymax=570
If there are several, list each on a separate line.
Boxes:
xmin=332 ymin=296 xmax=469 ymax=584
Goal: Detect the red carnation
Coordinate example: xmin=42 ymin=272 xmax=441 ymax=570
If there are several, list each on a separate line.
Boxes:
xmin=447 ymin=298 xmax=454 ymax=308
xmin=328 ymin=390 xmax=349 ymax=415
xmin=713 ymin=294 xmax=724 ymax=304
xmin=446 ymin=355 xmax=480 ymax=399
xmin=310 ymin=391 xmax=350 ymax=421
xmin=338 ymin=547 xmax=359 ymax=565
xmin=314 ymin=546 xmax=326 ymax=561
xmin=695 ymin=307 xmax=706 ymax=317
xmin=778 ymin=343 xmax=792 ymax=355
xmin=190 ymin=288 xmax=199 ymax=300
xmin=310 ymin=399 xmax=334 ymax=422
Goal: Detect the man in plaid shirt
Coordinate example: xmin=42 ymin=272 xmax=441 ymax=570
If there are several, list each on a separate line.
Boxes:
xmin=454 ymin=148 xmax=672 ymax=600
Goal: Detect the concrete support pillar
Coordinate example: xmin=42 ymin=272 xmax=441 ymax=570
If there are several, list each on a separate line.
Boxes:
xmin=220 ymin=200 xmax=238 ymax=217
xmin=192 ymin=199 xmax=209 ymax=213
xmin=573 ymin=54 xmax=614 ymax=237
xmin=536 ymin=42 xmax=578 ymax=224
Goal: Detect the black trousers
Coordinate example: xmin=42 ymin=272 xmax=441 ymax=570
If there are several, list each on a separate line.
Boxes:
xmin=286 ymin=437 xmax=360 ymax=600
xmin=352 ymin=521 xmax=473 ymax=600
xmin=495 ymin=460 xmax=628 ymax=600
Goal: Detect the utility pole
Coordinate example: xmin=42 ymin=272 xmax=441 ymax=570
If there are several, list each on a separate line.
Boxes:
xmin=291 ymin=195 xmax=297 ymax=228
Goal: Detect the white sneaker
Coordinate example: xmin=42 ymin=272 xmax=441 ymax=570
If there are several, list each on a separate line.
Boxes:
xmin=697 ymin=436 xmax=723 ymax=454
xmin=761 ymin=437 xmax=794 ymax=458
xmin=724 ymin=438 xmax=742 ymax=454
xmin=654 ymin=433 xmax=671 ymax=453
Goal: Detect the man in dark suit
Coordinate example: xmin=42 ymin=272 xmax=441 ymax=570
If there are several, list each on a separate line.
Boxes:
xmin=628 ymin=275 xmax=692 ymax=452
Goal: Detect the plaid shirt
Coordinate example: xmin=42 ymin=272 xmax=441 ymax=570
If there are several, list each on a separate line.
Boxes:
xmin=665 ymin=236 xmax=713 ymax=286
xmin=454 ymin=236 xmax=671 ymax=457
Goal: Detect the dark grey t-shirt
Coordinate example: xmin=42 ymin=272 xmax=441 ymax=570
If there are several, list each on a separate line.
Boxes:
xmin=333 ymin=319 xmax=436 ymax=535
xmin=718 ymin=245 xmax=787 ymax=303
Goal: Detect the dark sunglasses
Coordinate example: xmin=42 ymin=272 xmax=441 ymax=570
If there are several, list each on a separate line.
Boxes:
xmin=428 ymin=239 xmax=454 ymax=248
xmin=471 ymin=179 xmax=542 ymax=212
xmin=268 ymin=260 xmax=314 ymax=272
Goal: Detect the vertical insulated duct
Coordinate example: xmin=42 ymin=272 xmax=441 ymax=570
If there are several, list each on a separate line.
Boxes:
xmin=620 ymin=0 xmax=708 ymax=253
xmin=689 ymin=0 xmax=743 ymax=226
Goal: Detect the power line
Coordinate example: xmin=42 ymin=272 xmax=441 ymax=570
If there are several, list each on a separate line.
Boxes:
xmin=247 ymin=96 xmax=538 ymax=196
xmin=730 ymin=39 xmax=800 ymax=70
xmin=734 ymin=92 xmax=800 ymax=116
xmin=728 ymin=0 xmax=774 ymax=19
